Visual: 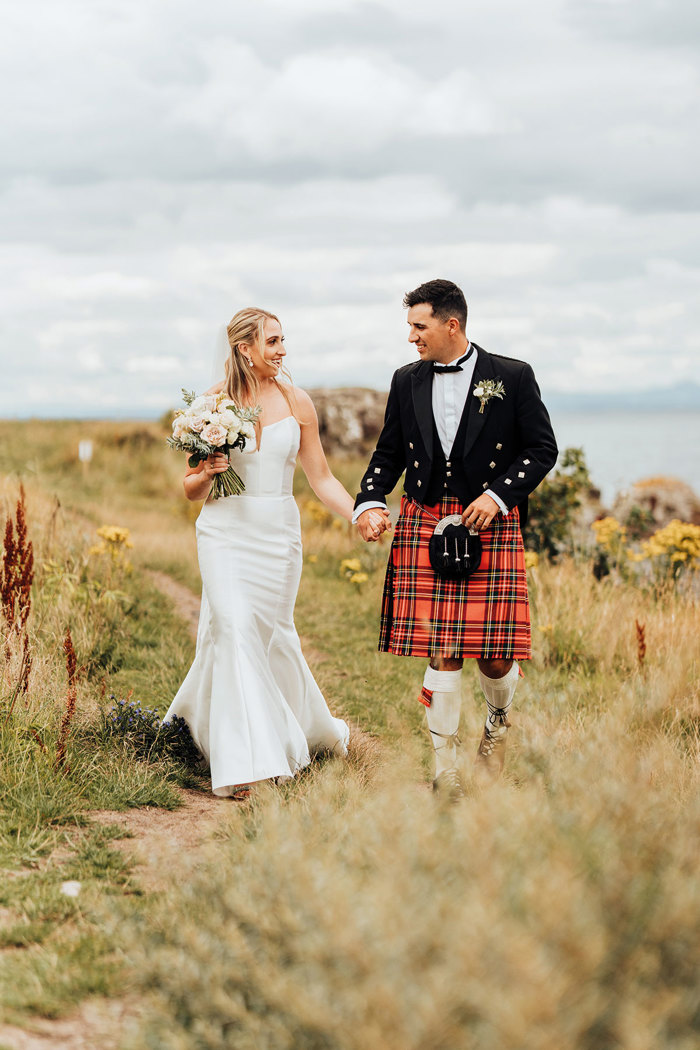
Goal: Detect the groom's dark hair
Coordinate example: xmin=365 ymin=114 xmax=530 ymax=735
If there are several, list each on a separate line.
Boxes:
xmin=403 ymin=279 xmax=467 ymax=331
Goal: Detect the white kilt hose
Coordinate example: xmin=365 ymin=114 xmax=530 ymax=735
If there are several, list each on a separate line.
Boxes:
xmin=379 ymin=496 xmax=531 ymax=671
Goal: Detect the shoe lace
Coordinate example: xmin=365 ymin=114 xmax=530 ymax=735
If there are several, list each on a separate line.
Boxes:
xmin=479 ymin=717 xmax=510 ymax=758
xmin=433 ymin=767 xmax=463 ymax=797
xmin=429 ymin=729 xmax=461 ymax=750
xmin=486 ymin=705 xmax=512 ymax=730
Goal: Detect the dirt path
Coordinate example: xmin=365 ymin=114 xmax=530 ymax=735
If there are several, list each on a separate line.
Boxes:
xmin=0 ymin=1000 xmax=136 ymax=1050
xmin=147 ymin=569 xmax=202 ymax=637
xmin=1 ymin=571 xmax=379 ymax=1050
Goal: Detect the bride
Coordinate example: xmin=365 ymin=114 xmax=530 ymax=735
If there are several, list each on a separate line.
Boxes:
xmin=165 ymin=307 xmax=374 ymax=797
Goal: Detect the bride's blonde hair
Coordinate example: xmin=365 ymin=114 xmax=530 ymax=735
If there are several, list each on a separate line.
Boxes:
xmin=224 ymin=307 xmax=300 ymax=421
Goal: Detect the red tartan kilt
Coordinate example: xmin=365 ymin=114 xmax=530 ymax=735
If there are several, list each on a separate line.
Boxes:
xmin=379 ymin=496 xmax=531 ymax=659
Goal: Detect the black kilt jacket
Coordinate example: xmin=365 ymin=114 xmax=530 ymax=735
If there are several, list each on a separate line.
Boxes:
xmin=354 ymin=343 xmax=558 ymax=529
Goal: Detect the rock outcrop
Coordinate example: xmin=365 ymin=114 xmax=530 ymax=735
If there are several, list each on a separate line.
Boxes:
xmin=612 ymin=476 xmax=700 ymax=532
xmin=306 ymin=387 xmax=387 ymax=456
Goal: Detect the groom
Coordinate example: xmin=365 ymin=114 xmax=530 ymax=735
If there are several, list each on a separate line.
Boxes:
xmin=355 ymin=279 xmax=557 ymax=794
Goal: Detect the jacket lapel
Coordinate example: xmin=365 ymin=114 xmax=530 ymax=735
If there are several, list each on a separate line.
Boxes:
xmin=461 ymin=344 xmax=496 ymax=459
xmin=411 ymin=362 xmax=434 ymax=461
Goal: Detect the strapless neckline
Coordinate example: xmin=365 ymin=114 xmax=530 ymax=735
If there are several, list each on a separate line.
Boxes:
xmin=260 ymin=415 xmax=296 ymax=431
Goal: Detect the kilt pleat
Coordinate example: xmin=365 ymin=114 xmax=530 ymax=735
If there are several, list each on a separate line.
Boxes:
xmin=379 ymin=496 xmax=531 ymax=659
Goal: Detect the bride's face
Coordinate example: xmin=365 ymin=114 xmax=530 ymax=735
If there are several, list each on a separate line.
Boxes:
xmin=249 ymin=318 xmax=286 ymax=379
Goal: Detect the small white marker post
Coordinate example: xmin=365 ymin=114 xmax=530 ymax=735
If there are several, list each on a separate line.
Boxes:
xmin=78 ymin=439 xmax=93 ymax=477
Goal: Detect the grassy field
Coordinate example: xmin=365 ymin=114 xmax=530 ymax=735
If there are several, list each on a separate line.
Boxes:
xmin=1 ymin=418 xmax=699 ymax=1049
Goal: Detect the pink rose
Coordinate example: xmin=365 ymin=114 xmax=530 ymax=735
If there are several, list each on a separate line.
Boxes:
xmin=201 ymin=422 xmax=228 ymax=447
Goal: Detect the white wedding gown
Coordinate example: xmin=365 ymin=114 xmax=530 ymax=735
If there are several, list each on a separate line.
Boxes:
xmin=164 ymin=415 xmax=349 ymax=796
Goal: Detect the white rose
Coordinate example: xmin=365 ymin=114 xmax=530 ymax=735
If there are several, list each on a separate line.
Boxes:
xmin=227 ymin=425 xmax=242 ymax=444
xmin=172 ymin=415 xmax=187 ymax=438
xmin=201 ymin=422 xmax=228 ymax=447
xmin=191 ymin=394 xmax=218 ymax=414
xmin=473 ymin=385 xmax=485 ymax=397
xmin=187 ymin=413 xmax=206 ymax=433
xmin=240 ymin=421 xmax=256 ymax=440
xmin=218 ymin=408 xmax=237 ymax=427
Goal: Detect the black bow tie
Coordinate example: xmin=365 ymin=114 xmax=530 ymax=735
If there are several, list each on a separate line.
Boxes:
xmin=432 ymin=346 xmax=474 ymax=374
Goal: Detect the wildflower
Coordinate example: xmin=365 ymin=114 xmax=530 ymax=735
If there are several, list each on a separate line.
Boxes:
xmin=349 ymin=572 xmax=369 ymax=586
xmin=524 ymin=550 xmax=539 ymax=570
xmin=305 ymin=501 xmax=334 ymax=527
xmin=592 ymin=516 xmax=626 ymax=551
xmin=96 ymin=525 xmax=134 ymax=548
xmin=1 ymin=485 xmax=34 ymax=700
xmin=340 ymin=558 xmax=362 ymax=577
xmin=90 ymin=525 xmax=134 ymax=571
xmin=56 ymin=627 xmax=78 ymax=770
xmin=638 ymin=519 xmax=700 ymax=576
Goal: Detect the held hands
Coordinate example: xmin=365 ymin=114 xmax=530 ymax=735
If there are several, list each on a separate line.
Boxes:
xmin=203 ymin=452 xmax=230 ymax=478
xmin=462 ymin=494 xmax=500 ymax=532
xmin=357 ymin=508 xmax=392 ymax=542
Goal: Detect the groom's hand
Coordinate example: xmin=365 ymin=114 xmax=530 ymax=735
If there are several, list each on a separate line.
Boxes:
xmin=357 ymin=508 xmax=391 ymax=542
xmin=462 ymin=494 xmax=499 ymax=532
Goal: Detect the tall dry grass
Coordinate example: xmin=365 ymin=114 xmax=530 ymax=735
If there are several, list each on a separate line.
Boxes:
xmin=124 ymin=726 xmax=700 ymax=1050
xmin=2 ymin=421 xmax=700 ymax=1045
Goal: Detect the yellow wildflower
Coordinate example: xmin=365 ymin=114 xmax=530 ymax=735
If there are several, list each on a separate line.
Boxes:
xmin=90 ymin=524 xmax=133 ymax=568
xmin=592 ymin=516 xmax=626 ymax=551
xmin=524 ymin=550 xmax=539 ymax=570
xmin=305 ymin=500 xmax=333 ymax=526
xmin=349 ymin=572 xmax=369 ymax=586
xmin=639 ymin=519 xmax=700 ymax=571
xmin=96 ymin=525 xmax=134 ymax=548
xmin=340 ymin=558 xmax=362 ymax=577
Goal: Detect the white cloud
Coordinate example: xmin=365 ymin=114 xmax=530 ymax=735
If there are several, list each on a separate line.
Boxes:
xmin=1 ymin=0 xmax=699 ymax=418
xmin=125 ymin=355 xmax=183 ymax=374
xmin=173 ymin=45 xmax=503 ymax=162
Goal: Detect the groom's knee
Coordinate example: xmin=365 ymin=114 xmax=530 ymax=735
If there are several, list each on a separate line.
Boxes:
xmin=430 ymin=656 xmax=463 ymax=671
xmin=477 ymin=657 xmax=514 ymax=679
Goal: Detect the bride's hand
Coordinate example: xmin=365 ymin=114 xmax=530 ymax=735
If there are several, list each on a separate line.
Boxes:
xmin=203 ymin=452 xmax=230 ymax=478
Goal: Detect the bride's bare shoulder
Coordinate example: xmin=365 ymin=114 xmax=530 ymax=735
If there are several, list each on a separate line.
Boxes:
xmin=290 ymin=386 xmax=317 ymax=424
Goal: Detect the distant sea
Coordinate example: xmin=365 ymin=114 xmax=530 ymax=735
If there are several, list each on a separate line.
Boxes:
xmin=550 ymin=411 xmax=700 ymax=506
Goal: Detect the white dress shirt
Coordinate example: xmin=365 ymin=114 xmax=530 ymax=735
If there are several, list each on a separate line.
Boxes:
xmin=353 ymin=342 xmax=508 ymax=522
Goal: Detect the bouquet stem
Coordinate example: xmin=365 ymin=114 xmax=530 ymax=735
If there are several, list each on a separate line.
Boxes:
xmin=211 ymin=464 xmax=245 ymax=499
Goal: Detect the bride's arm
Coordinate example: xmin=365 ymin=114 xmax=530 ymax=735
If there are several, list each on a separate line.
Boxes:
xmin=296 ymin=390 xmax=354 ymax=522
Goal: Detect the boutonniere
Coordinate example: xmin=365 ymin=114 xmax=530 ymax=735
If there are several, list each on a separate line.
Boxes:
xmin=473 ymin=378 xmax=505 ymax=414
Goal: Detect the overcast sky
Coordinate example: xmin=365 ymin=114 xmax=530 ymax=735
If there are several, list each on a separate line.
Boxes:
xmin=2 ymin=0 xmax=699 ymax=417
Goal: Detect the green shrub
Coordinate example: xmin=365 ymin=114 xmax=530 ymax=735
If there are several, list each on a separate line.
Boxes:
xmin=523 ymin=447 xmax=592 ymax=560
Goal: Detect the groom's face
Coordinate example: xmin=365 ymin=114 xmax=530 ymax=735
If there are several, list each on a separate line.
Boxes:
xmin=407 ymin=303 xmax=456 ymax=363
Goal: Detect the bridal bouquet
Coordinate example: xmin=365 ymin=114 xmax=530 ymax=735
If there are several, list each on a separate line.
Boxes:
xmin=167 ymin=389 xmax=261 ymax=498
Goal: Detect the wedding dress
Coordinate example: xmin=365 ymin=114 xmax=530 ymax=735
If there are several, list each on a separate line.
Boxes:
xmin=164 ymin=415 xmax=349 ymax=795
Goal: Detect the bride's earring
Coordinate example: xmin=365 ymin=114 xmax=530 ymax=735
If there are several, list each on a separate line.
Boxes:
xmin=245 ymin=356 xmax=254 ymax=368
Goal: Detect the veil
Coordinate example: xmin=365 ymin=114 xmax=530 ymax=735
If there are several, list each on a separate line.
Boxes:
xmin=211 ymin=323 xmax=231 ymax=384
